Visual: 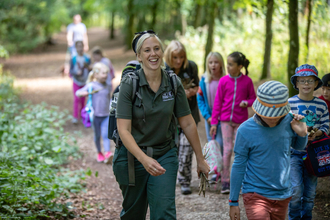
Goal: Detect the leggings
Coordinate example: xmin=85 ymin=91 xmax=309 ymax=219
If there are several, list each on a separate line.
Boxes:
xmin=221 ymin=121 xmax=240 ymax=184
xmin=73 ymin=82 xmax=85 ymax=119
xmin=93 ymin=116 xmax=110 ymax=153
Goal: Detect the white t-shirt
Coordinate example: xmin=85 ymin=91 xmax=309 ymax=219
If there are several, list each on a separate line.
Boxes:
xmin=67 ymin=22 xmax=87 ymax=43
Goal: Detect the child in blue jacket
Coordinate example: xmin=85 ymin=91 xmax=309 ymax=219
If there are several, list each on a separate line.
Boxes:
xmin=197 ymin=52 xmax=225 ymax=182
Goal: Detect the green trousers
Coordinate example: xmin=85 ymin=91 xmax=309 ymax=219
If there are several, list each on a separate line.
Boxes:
xmin=113 ymin=146 xmax=178 ymax=220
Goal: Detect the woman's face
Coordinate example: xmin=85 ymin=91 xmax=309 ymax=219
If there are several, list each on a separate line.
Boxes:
xmin=171 ymin=50 xmax=185 ymax=70
xmin=208 ymin=55 xmax=222 ymax=79
xmin=137 ymin=37 xmax=163 ymax=72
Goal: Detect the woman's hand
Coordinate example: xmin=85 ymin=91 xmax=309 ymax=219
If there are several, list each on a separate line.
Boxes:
xmin=140 ymin=156 xmax=166 ymax=176
xmin=196 ymin=158 xmax=210 ymax=179
xmin=290 ymin=113 xmax=307 ymax=137
xmin=210 ymin=125 xmax=217 ymax=136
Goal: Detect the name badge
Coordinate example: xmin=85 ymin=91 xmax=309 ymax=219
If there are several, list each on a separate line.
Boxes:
xmin=162 ymin=91 xmax=174 ymax=101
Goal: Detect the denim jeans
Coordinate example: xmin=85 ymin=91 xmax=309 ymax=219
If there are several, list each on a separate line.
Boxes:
xmin=205 ymin=120 xmax=223 ymax=155
xmin=289 ymin=149 xmax=318 ymax=220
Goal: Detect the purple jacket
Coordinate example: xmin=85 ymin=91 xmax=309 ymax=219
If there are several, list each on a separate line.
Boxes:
xmin=211 ymin=74 xmax=256 ymax=125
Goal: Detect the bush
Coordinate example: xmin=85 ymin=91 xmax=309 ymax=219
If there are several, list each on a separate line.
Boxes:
xmin=0 ymin=72 xmax=85 ymax=219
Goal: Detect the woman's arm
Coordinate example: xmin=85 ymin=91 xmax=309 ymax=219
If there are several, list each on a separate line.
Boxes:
xmin=178 ymin=114 xmax=210 ymax=177
xmin=117 ymin=118 xmax=165 ymax=176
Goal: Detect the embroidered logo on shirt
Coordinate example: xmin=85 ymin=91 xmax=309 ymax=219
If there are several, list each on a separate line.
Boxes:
xmin=162 ymin=91 xmax=174 ymax=101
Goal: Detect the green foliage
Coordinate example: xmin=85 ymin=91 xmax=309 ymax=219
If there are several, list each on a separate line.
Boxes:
xmin=0 ymin=73 xmax=84 ymax=219
xmin=174 ymin=1 xmax=330 ymax=86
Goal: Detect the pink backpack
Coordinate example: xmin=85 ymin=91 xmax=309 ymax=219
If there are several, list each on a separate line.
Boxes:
xmin=203 ymin=139 xmax=222 ymax=176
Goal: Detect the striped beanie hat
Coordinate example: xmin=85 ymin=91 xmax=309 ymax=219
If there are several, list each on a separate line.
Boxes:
xmin=252 ymin=81 xmax=291 ymax=119
xmin=290 ymin=64 xmax=322 ymax=90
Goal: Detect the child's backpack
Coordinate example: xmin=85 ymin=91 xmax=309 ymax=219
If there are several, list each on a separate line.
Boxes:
xmin=81 ymin=85 xmax=94 ymax=128
xmin=303 ymin=132 xmax=330 ymax=177
xmin=108 ymin=61 xmax=179 ymax=147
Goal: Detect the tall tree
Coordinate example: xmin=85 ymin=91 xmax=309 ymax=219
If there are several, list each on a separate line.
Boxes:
xmin=260 ymin=0 xmax=274 ymax=80
xmin=150 ymin=0 xmax=159 ymax=31
xmin=288 ymin=0 xmax=299 ymax=96
xmin=204 ymin=0 xmax=218 ymax=72
xmin=193 ymin=1 xmax=203 ymax=28
xmin=109 ymin=11 xmax=115 ymax=39
xmin=305 ymin=0 xmax=312 ymax=62
xmin=125 ymin=0 xmax=135 ymax=50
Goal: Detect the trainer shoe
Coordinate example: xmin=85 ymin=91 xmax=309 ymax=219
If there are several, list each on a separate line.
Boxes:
xmin=97 ymin=152 xmax=105 ymax=162
xmin=104 ymin=152 xmax=113 ymax=165
xmin=72 ymin=118 xmax=78 ymax=124
xmin=221 ymin=182 xmax=230 ymax=194
xmin=181 ymin=185 xmax=192 ymax=195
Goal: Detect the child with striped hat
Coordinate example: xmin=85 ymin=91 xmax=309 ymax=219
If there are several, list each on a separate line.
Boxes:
xmin=229 ymin=81 xmax=308 ymax=220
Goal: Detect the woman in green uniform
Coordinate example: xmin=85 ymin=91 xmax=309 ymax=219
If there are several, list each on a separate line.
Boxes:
xmin=113 ymin=30 xmax=210 ymax=220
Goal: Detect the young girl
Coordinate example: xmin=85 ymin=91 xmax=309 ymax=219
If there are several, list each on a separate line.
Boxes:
xmin=210 ymin=51 xmax=256 ymax=194
xmin=164 ymin=40 xmax=200 ymax=195
xmin=69 ymin=41 xmax=91 ymax=124
xmin=90 ymin=46 xmax=115 ymax=89
xmin=76 ymin=62 xmax=113 ymax=163
xmin=197 ymin=52 xmax=226 ymax=182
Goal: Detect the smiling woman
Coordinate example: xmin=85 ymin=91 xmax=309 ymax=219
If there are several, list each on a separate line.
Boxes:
xmin=112 ymin=30 xmax=210 ymax=220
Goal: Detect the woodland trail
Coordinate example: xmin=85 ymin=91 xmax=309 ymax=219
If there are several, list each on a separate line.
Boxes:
xmin=3 ymin=27 xmax=329 ymax=220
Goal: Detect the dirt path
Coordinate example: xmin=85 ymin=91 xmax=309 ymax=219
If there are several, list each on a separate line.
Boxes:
xmin=4 ymin=27 xmax=329 ymax=220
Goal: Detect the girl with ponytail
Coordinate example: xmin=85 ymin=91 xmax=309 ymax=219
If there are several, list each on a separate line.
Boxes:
xmin=210 ymin=51 xmax=256 ymax=194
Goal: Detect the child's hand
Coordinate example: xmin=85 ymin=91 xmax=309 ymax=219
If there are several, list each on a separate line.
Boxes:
xmin=77 ymin=91 xmax=89 ymax=97
xmin=308 ymin=129 xmax=323 ymax=142
xmin=77 ymin=70 xmax=82 ymax=75
xmin=290 ymin=113 xmax=307 ymax=137
xmin=207 ymin=117 xmax=212 ymax=125
xmin=229 ymin=206 xmax=240 ymax=220
xmin=239 ymin=101 xmax=248 ymax=108
xmin=210 ymin=126 xmax=217 ymax=136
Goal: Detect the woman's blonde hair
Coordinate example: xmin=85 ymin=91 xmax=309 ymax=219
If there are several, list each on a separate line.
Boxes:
xmin=164 ymin=40 xmax=188 ymax=69
xmin=204 ymin=52 xmax=226 ymax=83
xmin=133 ymin=33 xmax=165 ymax=69
xmin=87 ymin=62 xmax=109 ymax=83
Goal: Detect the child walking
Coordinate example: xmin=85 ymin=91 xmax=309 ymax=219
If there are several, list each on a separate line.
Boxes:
xmin=197 ymin=51 xmax=225 ymax=182
xmin=210 ymin=51 xmax=256 ymax=193
xmin=76 ymin=62 xmax=113 ymax=163
xmin=90 ymin=46 xmax=115 ymax=89
xmin=164 ymin=40 xmax=200 ymax=195
xmin=319 ymin=73 xmax=330 ymax=111
xmin=229 ymin=81 xmax=308 ymax=220
xmin=288 ymin=64 xmax=329 ymax=220
xmin=70 ymin=40 xmax=91 ymax=124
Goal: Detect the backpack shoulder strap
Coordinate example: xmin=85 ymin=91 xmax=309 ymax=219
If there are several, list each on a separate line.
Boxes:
xmin=166 ymin=69 xmax=179 ymax=96
xmin=126 ymin=71 xmax=140 ymax=102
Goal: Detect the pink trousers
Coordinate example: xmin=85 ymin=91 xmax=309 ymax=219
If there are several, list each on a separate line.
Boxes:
xmin=220 ymin=121 xmax=240 ymax=183
xmin=243 ymin=193 xmax=291 ymax=220
xmin=73 ymin=82 xmax=85 ymax=119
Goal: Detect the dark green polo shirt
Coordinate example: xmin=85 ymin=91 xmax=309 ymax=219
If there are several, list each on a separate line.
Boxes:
xmin=116 ymin=68 xmax=191 ymax=156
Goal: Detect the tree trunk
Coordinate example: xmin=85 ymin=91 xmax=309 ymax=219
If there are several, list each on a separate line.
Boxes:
xmin=204 ymin=1 xmax=217 ymax=72
xmin=125 ymin=0 xmax=135 ymax=50
xmin=260 ymin=0 xmax=274 ymax=80
xmin=172 ymin=0 xmax=182 ymax=33
xmin=305 ymin=0 xmax=312 ymax=62
xmin=193 ymin=3 xmax=202 ymax=28
xmin=109 ymin=11 xmax=115 ymax=39
xmin=150 ymin=1 xmax=158 ymax=31
xmin=288 ymin=0 xmax=299 ymax=97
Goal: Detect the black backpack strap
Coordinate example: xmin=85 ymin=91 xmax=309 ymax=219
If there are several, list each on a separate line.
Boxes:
xmin=126 ymin=72 xmax=140 ymax=102
xmin=166 ymin=69 xmax=179 ymax=96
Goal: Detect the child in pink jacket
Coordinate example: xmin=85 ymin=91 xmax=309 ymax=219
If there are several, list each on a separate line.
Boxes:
xmin=210 ymin=51 xmax=256 ymax=194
